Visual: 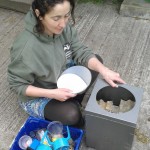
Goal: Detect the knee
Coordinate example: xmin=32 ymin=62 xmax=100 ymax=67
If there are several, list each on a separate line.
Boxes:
xmin=44 ymin=100 xmax=82 ymax=126
xmin=65 ymin=106 xmax=82 ymax=125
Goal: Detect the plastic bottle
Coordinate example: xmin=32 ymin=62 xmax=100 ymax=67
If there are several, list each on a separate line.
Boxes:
xmin=18 ymin=135 xmax=32 ymax=149
xmin=36 ymin=129 xmax=50 ymax=146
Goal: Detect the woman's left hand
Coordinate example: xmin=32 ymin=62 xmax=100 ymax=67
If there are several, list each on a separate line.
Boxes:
xmin=87 ymin=57 xmax=126 ymax=87
xmin=101 ymin=67 xmax=126 ymax=88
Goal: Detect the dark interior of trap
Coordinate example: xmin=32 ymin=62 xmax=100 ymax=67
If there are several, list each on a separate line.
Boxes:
xmin=96 ymin=86 xmax=136 ymax=113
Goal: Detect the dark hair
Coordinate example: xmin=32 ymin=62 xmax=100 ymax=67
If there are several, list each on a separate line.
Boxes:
xmin=32 ymin=0 xmax=76 ymax=33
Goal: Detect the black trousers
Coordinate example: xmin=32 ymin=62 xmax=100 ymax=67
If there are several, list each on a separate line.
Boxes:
xmin=44 ymin=55 xmax=103 ymax=126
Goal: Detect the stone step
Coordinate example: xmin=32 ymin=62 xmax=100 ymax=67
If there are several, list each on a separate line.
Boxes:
xmin=120 ymin=0 xmax=150 ymax=20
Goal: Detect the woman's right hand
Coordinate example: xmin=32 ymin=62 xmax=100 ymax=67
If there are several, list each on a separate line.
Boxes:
xmin=25 ymin=85 xmax=76 ymax=102
xmin=49 ymin=88 xmax=77 ymax=102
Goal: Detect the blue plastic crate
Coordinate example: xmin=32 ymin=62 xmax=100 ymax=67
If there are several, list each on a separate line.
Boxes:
xmin=10 ymin=116 xmax=84 ymax=150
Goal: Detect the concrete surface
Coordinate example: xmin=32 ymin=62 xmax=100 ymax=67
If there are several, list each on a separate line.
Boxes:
xmin=120 ymin=0 xmax=150 ymax=20
xmin=0 ymin=1 xmax=150 ymax=150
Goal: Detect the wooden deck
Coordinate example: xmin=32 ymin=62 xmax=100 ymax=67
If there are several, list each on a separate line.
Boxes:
xmin=0 ymin=2 xmax=150 ymax=150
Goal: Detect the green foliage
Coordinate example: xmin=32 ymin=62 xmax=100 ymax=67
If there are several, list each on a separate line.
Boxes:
xmin=78 ymin=0 xmax=104 ymax=4
xmin=78 ymin=0 xmax=123 ymax=4
xmin=112 ymin=0 xmax=123 ymax=4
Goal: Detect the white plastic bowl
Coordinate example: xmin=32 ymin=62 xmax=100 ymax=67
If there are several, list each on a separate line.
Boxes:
xmin=57 ymin=66 xmax=92 ymax=94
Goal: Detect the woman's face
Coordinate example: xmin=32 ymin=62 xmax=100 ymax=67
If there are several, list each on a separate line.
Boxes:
xmin=40 ymin=1 xmax=71 ymax=36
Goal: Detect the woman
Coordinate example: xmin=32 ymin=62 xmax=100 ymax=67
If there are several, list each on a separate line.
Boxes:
xmin=7 ymin=0 xmax=125 ymax=126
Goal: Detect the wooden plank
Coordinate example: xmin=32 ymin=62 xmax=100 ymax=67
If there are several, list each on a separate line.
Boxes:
xmin=0 ymin=0 xmax=31 ymax=13
xmin=0 ymin=2 xmax=150 ymax=150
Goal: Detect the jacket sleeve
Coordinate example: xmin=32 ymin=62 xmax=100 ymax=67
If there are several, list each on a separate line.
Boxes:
xmin=69 ymin=24 xmax=96 ymax=66
xmin=7 ymin=58 xmax=35 ymax=96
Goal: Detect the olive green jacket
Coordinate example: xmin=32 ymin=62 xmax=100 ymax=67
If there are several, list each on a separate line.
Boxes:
xmin=7 ymin=10 xmax=95 ymax=102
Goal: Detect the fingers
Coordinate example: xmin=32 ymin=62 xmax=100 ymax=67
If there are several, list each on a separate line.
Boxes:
xmin=53 ymin=88 xmax=77 ymax=102
xmin=66 ymin=92 xmax=77 ymax=98
xmin=116 ymin=73 xmax=126 ymax=83
xmin=113 ymin=74 xmax=126 ymax=84
xmin=60 ymin=96 xmax=68 ymax=102
xmin=61 ymin=88 xmax=72 ymax=92
xmin=107 ymin=80 xmax=118 ymax=88
xmin=105 ymin=73 xmax=126 ymax=88
xmin=61 ymin=94 xmax=75 ymax=101
xmin=62 ymin=98 xmax=67 ymax=101
xmin=60 ymin=88 xmax=77 ymax=97
xmin=115 ymin=77 xmax=126 ymax=84
xmin=59 ymin=88 xmax=77 ymax=101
